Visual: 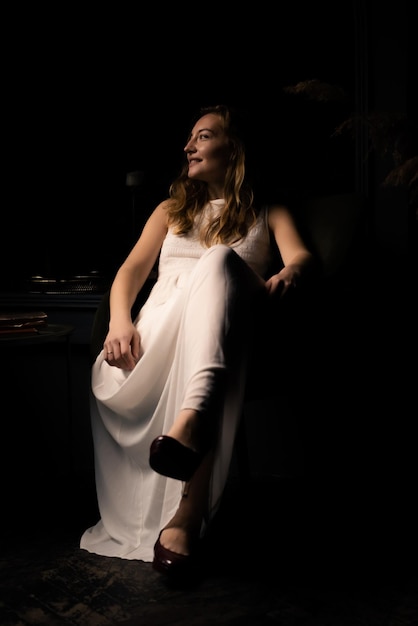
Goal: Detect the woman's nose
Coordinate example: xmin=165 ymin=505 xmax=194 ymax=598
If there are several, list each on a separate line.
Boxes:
xmin=184 ymin=138 xmax=196 ymax=153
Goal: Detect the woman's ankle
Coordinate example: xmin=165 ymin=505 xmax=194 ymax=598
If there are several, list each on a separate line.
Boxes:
xmin=160 ymin=525 xmax=199 ymax=556
xmin=167 ymin=409 xmax=201 ymax=451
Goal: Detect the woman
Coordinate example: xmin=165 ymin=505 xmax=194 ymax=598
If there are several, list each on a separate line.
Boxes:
xmin=80 ymin=104 xmax=316 ymax=576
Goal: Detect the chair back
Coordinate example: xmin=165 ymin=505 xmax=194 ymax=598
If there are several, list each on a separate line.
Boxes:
xmin=300 ymin=192 xmax=367 ymax=282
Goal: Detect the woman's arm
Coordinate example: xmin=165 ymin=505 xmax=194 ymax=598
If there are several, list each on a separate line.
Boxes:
xmin=104 ymin=200 xmax=169 ymax=369
xmin=266 ymin=204 xmax=316 ymax=298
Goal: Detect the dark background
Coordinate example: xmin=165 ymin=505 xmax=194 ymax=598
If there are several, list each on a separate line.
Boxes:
xmin=0 ymin=4 xmax=416 ymax=607
xmin=3 ymin=1 xmax=391 ymax=287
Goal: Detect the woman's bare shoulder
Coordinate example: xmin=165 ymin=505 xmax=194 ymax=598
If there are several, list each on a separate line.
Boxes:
xmin=266 ymin=203 xmax=293 ymax=225
xmin=148 ymin=198 xmax=172 ymax=221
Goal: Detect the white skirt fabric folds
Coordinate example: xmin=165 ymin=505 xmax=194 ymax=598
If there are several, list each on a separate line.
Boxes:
xmin=80 ymin=205 xmax=272 ymax=561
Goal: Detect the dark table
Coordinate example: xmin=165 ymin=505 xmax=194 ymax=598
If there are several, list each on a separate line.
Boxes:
xmin=0 ymin=323 xmax=75 ymax=472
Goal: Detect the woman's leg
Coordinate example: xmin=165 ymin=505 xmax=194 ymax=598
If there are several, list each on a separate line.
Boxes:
xmin=166 ymin=408 xmax=204 ymax=452
xmin=164 ymin=245 xmax=266 ymax=450
xmin=158 ymin=447 xmax=215 ymax=556
xmin=153 ymin=246 xmax=266 ymax=560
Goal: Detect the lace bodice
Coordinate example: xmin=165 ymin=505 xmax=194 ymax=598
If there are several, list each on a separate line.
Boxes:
xmin=158 ymin=200 xmax=273 ymax=279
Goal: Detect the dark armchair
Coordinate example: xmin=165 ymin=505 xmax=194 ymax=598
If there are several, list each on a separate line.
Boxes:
xmin=89 ymin=192 xmax=367 ymax=481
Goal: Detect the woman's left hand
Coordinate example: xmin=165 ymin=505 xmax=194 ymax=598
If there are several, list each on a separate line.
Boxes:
xmin=264 ymin=264 xmax=302 ymax=299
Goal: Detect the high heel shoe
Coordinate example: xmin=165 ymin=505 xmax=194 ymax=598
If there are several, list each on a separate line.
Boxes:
xmin=153 ymin=530 xmax=195 ymax=576
xmin=149 ymin=435 xmax=203 ymax=481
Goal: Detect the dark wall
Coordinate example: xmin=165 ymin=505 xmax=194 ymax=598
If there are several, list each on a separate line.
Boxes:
xmin=4 ymin=2 xmax=359 ymax=287
xmin=1 ymin=0 xmax=415 ymax=506
xmin=3 ymin=1 xmax=414 ymax=289
xmin=368 ymin=0 xmax=416 ymax=269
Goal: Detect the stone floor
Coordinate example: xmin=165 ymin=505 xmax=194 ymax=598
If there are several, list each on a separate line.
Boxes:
xmin=1 ymin=466 xmax=417 ymax=626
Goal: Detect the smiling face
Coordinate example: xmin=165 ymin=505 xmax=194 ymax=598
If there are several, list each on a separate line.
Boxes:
xmin=184 ymin=113 xmax=231 ymax=197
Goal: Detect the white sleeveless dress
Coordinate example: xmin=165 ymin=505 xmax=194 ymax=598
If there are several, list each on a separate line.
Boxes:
xmin=80 ymin=200 xmax=273 ymax=561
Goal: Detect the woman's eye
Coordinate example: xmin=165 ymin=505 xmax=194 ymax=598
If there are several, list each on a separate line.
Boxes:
xmin=199 ymin=133 xmax=210 ymax=140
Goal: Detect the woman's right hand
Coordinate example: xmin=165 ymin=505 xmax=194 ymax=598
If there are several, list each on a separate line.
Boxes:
xmin=103 ymin=321 xmax=142 ymax=371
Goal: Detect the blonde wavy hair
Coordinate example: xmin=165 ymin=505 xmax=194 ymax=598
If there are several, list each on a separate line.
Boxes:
xmin=165 ymin=104 xmax=258 ymax=247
